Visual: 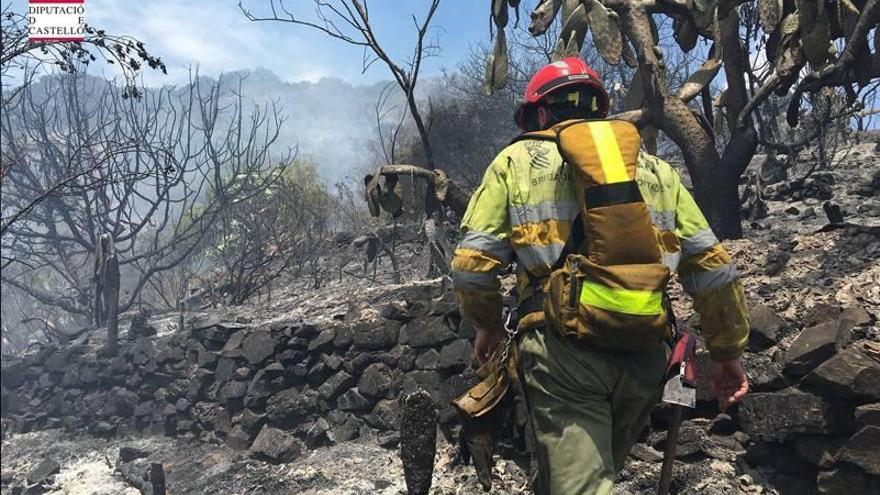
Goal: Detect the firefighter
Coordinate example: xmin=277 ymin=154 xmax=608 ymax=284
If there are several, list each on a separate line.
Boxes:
xmin=451 ymin=57 xmax=750 ymax=494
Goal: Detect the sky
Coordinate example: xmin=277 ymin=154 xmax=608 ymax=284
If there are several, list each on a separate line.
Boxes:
xmin=9 ymin=0 xmax=496 ymax=86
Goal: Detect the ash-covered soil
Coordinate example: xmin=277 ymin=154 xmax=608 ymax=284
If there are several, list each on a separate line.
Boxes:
xmin=1 ymin=430 xmax=529 ymax=494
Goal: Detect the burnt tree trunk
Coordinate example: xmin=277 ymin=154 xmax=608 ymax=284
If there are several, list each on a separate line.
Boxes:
xmin=619 ymin=2 xmax=754 ymax=239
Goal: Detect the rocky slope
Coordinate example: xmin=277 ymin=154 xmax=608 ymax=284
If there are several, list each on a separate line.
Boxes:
xmin=1 ymin=137 xmax=879 ymax=494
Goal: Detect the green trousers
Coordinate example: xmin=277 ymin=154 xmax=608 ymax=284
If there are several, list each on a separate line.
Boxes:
xmin=517 ymin=327 xmax=669 ymax=495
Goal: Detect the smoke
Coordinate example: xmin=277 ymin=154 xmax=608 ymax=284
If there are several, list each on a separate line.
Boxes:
xmin=207 ymin=67 xmax=443 ymax=184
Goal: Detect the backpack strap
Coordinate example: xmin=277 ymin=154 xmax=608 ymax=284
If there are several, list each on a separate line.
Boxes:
xmin=518 ymin=216 xmax=585 ymax=317
xmin=510 ymin=129 xmax=557 ymax=145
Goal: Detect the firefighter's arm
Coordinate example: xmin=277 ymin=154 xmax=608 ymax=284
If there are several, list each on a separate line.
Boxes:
xmin=673 ymin=179 xmax=750 ymax=362
xmin=452 ymin=156 xmax=513 ymax=336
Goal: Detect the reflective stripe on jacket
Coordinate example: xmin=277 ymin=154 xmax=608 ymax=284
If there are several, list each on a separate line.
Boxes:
xmin=452 ymin=138 xmax=750 ymax=361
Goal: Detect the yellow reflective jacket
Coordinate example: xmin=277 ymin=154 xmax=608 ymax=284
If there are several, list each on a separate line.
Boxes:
xmin=452 ymin=133 xmax=750 ymax=361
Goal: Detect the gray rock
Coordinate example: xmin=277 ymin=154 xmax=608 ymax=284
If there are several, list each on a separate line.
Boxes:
xmin=155 ymin=345 xmax=185 ymax=364
xmin=295 ymin=322 xmax=321 ymax=339
xmin=116 ymin=445 xmax=150 ymax=464
xmin=322 ymin=354 xmax=343 ymax=371
xmin=378 ymin=431 xmax=400 ymax=448
xmin=404 ymin=317 xmax=456 ymax=348
xmin=739 ymin=388 xmax=853 ymax=441
xmin=748 ymin=303 xmax=784 ymax=350
xmin=214 ymin=358 xmax=236 ymax=383
xmin=306 ymin=360 xmax=333 ymax=388
xmin=817 ymin=465 xmax=879 ymax=494
xmin=318 ymin=371 xmax=356 ymax=401
xmin=266 ymin=388 xmax=319 ymax=427
xmin=440 ymin=371 xmax=478 ymax=405
xmin=191 ymin=313 xmax=222 ymax=331
xmin=380 ymin=302 xmax=411 ymax=321
xmin=397 ymin=346 xmax=417 ymax=372
xmin=630 ymin=443 xmax=663 ymax=463
xmin=221 ymin=330 xmax=247 ymax=356
xmin=400 ymin=390 xmax=437 ymax=495
xmin=838 ymin=426 xmax=880 ymax=475
xmin=226 ymin=424 xmax=254 ymax=450
xmin=89 ymin=421 xmax=117 ymax=437
xmin=233 ymin=367 xmax=252 ymax=381
xmin=306 ymin=417 xmax=332 ymax=447
xmin=792 ymin=434 xmax=848 ymax=467
xmin=437 ymin=339 xmax=473 ymax=373
xmin=359 ymin=363 xmax=395 ymax=399
xmin=783 ymin=321 xmax=849 ymax=377
xmin=194 ymin=325 xmax=233 ymax=344
xmin=840 ymin=306 xmax=872 ymax=328
xmin=708 ymin=413 xmax=737 ymax=436
xmin=337 ymin=388 xmax=373 ymax=411
xmin=287 ymin=336 xmax=309 ymax=350
xmin=307 ymin=328 xmax=336 ymax=353
xmin=368 ymin=399 xmax=401 ymax=430
xmin=414 ymin=349 xmax=439 ymax=370
xmin=276 ymin=349 xmax=306 ymax=366
xmin=193 ymin=402 xmax=225 ymax=431
xmin=749 ymin=360 xmax=789 ymax=391
xmin=134 ymin=401 xmax=154 ymax=417
xmin=345 ymin=352 xmax=377 ymax=375
xmin=249 ymin=425 xmax=305 ymax=463
xmin=242 ymin=332 xmax=276 ymax=365
xmin=129 ymin=338 xmax=157 ymax=366
xmin=328 ymin=415 xmax=363 ymax=443
xmin=262 ymin=361 xmax=285 ymax=375
xmin=196 ymin=350 xmax=218 ymax=369
xmin=402 ymin=371 xmax=443 ymax=403
xmin=855 ymin=402 xmax=880 ymax=428
xmin=26 ymin=458 xmax=60 ymax=485
xmin=333 ymin=325 xmax=354 ymax=349
xmin=803 ymin=347 xmax=880 ymax=401
xmin=353 ymin=321 xmax=401 ymax=350
xmin=220 ymin=381 xmax=247 ymax=401
xmin=233 ymin=408 xmax=266 ymax=434
xmin=802 ymin=303 xmax=842 ymax=328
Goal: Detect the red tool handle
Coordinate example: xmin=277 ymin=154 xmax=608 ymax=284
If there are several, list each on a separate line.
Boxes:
xmin=666 ymin=333 xmax=697 ymax=386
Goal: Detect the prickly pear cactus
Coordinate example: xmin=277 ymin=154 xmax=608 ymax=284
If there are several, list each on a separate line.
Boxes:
xmin=485 ymin=0 xmax=519 ymax=95
xmin=484 ymin=0 xmax=874 ymax=124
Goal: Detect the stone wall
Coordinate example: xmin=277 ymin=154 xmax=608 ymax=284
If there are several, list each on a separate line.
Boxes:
xmin=736 ymin=303 xmax=879 ymax=493
xmin=1 ymin=282 xmax=477 ymax=463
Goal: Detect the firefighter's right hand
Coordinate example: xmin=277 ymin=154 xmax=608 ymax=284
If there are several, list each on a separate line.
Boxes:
xmin=709 ymin=359 xmax=749 ymax=412
xmin=474 ymin=326 xmax=502 ymax=365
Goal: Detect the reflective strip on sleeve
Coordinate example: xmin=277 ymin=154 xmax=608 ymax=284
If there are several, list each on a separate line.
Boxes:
xmin=680 ymin=262 xmax=738 ymax=295
xmin=509 ymin=200 xmax=579 ymax=226
xmin=580 ymin=281 xmax=664 ymax=316
xmin=681 ymin=227 xmax=719 ymax=257
xmin=510 ymin=219 xmax=571 ymax=246
xmin=648 ymin=208 xmax=676 ymax=231
xmin=458 ymin=230 xmax=512 ymax=263
xmin=452 ymin=248 xmax=504 ymax=272
xmin=452 ymin=270 xmax=498 ymax=291
xmin=587 ymin=122 xmax=629 ymax=183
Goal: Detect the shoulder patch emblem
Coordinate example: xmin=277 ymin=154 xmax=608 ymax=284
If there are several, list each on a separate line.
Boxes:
xmin=524 ymin=140 xmax=552 ymax=170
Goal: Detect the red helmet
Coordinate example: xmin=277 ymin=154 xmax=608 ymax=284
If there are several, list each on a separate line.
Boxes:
xmin=515 ymin=57 xmax=610 ymax=129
